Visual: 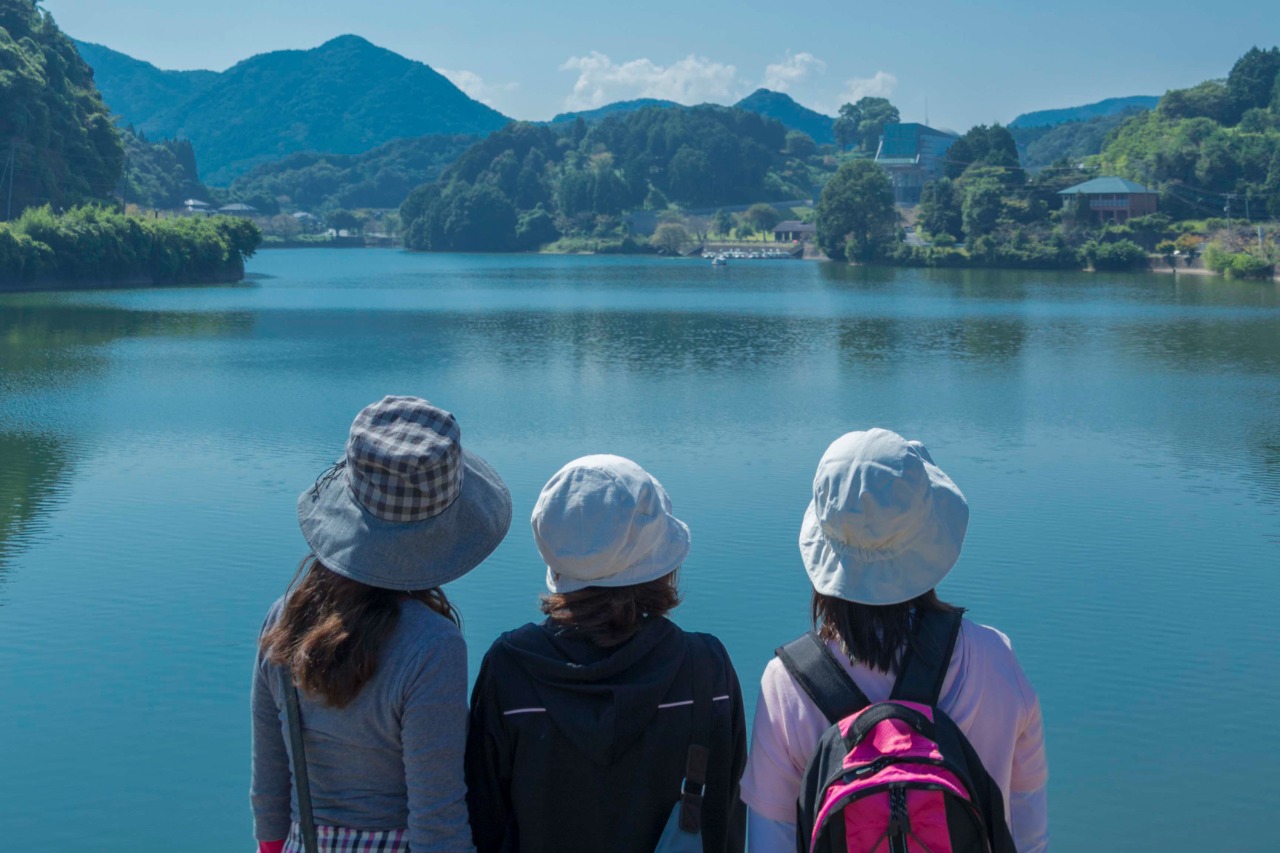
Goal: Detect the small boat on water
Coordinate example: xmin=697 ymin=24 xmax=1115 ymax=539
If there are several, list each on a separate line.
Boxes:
xmin=711 ymin=255 xmax=728 ymax=266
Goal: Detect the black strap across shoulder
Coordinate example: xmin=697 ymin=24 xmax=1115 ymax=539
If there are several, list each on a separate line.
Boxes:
xmin=775 ymin=631 xmax=871 ymax=725
xmin=678 ymin=633 xmax=715 ymax=833
xmin=890 ymin=609 xmax=963 ymax=706
xmin=280 ymin=667 xmax=320 ymax=853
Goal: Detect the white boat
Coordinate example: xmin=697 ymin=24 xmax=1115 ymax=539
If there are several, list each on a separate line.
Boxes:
xmin=711 ymin=255 xmax=728 ymax=266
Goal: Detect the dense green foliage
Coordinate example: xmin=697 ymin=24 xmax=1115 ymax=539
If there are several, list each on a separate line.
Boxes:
xmin=735 ymin=89 xmax=835 ymax=145
xmin=0 ymin=1 xmax=123 ymax=215
xmin=834 ymin=97 xmax=900 ymax=152
xmin=400 ymin=107 xmax=832 ymax=252
xmin=944 ymin=125 xmax=1022 ymax=183
xmin=1011 ymin=109 xmax=1145 ymax=172
xmin=72 ymin=39 xmax=217 ymax=127
xmin=0 ymin=205 xmax=261 ymax=287
xmin=1097 ymin=46 xmax=1280 ymax=219
xmin=1009 ymin=96 xmax=1159 ymax=129
xmin=227 ymin=134 xmax=476 ymax=213
xmin=87 ymin=35 xmax=510 ymax=183
xmin=121 ymin=127 xmax=208 ymax=209
xmin=815 ymin=159 xmax=897 ymax=261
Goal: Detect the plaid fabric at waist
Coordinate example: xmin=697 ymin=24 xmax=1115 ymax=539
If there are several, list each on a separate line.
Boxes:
xmin=283 ymin=823 xmax=409 ymax=853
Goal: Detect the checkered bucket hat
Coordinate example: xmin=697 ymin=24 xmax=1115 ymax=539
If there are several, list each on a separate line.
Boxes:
xmin=297 ymin=396 xmax=512 ymax=590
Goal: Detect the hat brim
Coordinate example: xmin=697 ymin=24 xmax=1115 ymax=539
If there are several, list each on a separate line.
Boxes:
xmin=297 ymin=450 xmax=512 ymax=591
xmin=798 ymin=463 xmax=968 ymax=606
xmin=544 ymin=516 xmax=690 ymax=594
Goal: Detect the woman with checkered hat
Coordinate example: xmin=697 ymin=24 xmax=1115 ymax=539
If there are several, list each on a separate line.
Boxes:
xmin=250 ymin=397 xmax=512 ymax=853
xmin=464 ymin=455 xmax=748 ymax=853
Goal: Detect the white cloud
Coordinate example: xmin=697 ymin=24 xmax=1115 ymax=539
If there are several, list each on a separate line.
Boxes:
xmin=762 ymin=52 xmax=826 ymax=93
xmin=438 ymin=68 xmax=520 ymax=110
xmin=559 ymin=51 xmax=738 ymax=110
xmin=833 ymin=71 xmax=898 ymax=108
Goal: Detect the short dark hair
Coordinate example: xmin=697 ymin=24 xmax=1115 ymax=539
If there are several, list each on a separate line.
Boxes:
xmin=539 ymin=572 xmax=681 ymax=647
xmin=812 ymin=589 xmax=963 ymax=674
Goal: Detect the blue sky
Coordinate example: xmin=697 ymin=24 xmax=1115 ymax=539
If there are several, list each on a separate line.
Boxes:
xmin=42 ymin=0 xmax=1278 ymax=129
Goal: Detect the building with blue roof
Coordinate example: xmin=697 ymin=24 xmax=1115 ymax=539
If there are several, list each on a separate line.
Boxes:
xmin=1059 ymin=177 xmax=1158 ymax=224
xmin=874 ymin=123 xmax=960 ymax=204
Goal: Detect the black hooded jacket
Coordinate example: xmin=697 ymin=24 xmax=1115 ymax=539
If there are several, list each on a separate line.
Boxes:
xmin=465 ymin=617 xmax=746 ymax=853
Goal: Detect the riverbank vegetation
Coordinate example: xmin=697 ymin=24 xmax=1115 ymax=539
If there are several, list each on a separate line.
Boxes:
xmin=399 ymin=107 xmax=838 ymax=252
xmin=0 ymin=206 xmax=261 ymax=289
xmin=814 ymin=47 xmax=1280 ymax=279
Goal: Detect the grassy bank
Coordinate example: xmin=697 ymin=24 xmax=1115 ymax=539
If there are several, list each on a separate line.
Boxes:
xmin=1 ymin=206 xmax=262 ymax=292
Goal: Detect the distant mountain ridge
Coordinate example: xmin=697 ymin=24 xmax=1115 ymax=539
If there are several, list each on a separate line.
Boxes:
xmin=74 ymin=40 xmax=219 ymax=128
xmin=550 ymin=98 xmax=680 ymax=125
xmin=75 ymin=35 xmax=511 ymax=184
xmin=733 ymin=89 xmax=834 ymax=144
xmin=1010 ymin=95 xmax=1159 ymax=128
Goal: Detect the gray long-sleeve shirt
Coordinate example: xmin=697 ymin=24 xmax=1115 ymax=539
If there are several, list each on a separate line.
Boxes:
xmin=250 ymin=597 xmax=475 ymax=852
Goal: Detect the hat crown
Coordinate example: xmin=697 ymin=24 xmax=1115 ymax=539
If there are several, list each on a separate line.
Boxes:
xmin=532 ymin=455 xmax=677 ymax=585
xmin=813 ymin=430 xmax=937 ymax=557
xmin=345 ymin=396 xmax=464 ymax=522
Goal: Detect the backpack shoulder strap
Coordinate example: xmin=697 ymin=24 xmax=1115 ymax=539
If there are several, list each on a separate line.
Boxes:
xmin=677 ymin=632 xmax=715 ymax=833
xmin=775 ymin=631 xmax=871 ymax=724
xmin=890 ymin=609 xmax=963 ymax=706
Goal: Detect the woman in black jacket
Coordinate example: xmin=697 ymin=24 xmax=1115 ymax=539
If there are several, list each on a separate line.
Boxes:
xmin=465 ymin=454 xmax=746 ymax=853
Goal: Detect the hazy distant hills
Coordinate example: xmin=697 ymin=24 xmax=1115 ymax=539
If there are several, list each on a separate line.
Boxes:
xmin=76 ymin=35 xmax=511 ymax=184
xmin=550 ymin=98 xmax=681 ymax=125
xmin=733 ymin=89 xmax=835 ymax=144
xmin=1009 ymin=95 xmax=1159 ymax=128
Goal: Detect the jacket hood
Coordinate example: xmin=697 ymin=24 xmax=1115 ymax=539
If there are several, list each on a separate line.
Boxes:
xmin=497 ymin=617 xmax=687 ymax=766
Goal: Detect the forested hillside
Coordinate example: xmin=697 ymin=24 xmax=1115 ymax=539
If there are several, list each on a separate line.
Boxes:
xmin=400 ymin=106 xmax=833 ymax=252
xmin=1010 ymin=109 xmax=1146 ymax=172
xmin=1010 ymin=95 xmax=1159 ymax=128
xmin=734 ymin=89 xmax=834 ymax=145
xmin=83 ymin=35 xmax=511 ymax=183
xmin=1097 ymin=46 xmax=1280 ymax=218
xmin=227 ymin=135 xmax=477 ymax=213
xmin=72 ymin=40 xmax=217 ymax=126
xmin=0 ymin=1 xmax=123 ymax=215
xmin=121 ymin=129 xmax=209 ymax=209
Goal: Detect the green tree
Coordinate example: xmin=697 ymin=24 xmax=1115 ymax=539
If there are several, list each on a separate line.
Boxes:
xmin=1227 ymin=47 xmax=1280 ymax=120
xmin=327 ymin=209 xmax=361 ymax=232
xmin=785 ymin=130 xmax=818 ymax=158
xmin=961 ymin=178 xmax=1003 ymax=243
xmin=0 ymin=0 xmax=124 ymax=216
xmin=815 ymin=159 xmax=897 ymax=261
xmin=650 ymin=222 xmax=691 ymax=254
xmin=833 ymin=103 xmax=860 ymax=151
xmin=712 ymin=208 xmax=734 ymax=236
xmin=918 ymin=178 xmax=963 ymax=240
xmin=832 ymin=97 xmax=901 ymax=152
xmin=743 ymin=203 xmax=781 ymax=234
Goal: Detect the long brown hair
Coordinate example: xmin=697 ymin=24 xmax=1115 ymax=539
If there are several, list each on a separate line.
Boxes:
xmin=539 ymin=571 xmax=681 ymax=647
xmin=260 ymin=557 xmax=460 ymax=707
xmin=813 ymin=589 xmax=963 ymax=674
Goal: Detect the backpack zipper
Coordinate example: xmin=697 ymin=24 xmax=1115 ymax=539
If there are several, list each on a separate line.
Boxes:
xmin=888 ymin=784 xmax=910 ymax=853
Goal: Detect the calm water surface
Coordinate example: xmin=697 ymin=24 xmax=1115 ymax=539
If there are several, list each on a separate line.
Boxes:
xmin=2 ymin=251 xmax=1278 ymax=850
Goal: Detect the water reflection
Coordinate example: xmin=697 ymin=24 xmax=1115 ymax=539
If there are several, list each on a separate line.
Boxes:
xmin=0 ymin=432 xmax=74 ymax=590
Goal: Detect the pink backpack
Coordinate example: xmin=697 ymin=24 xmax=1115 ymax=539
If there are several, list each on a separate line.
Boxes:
xmin=777 ymin=610 xmax=1016 ymax=853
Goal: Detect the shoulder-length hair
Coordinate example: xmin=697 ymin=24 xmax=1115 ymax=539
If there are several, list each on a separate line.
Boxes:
xmin=812 ymin=589 xmax=963 ymax=674
xmin=260 ymin=557 xmax=459 ymax=708
xmin=539 ymin=571 xmax=681 ymax=647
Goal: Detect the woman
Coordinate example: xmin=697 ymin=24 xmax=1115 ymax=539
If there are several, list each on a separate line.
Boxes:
xmin=740 ymin=429 xmax=1049 ymax=852
xmin=251 ymin=396 xmax=512 ymax=853
xmin=465 ymin=454 xmax=747 ymax=853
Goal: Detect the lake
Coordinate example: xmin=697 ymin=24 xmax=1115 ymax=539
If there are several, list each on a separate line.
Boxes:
xmin=2 ymin=250 xmax=1278 ymax=850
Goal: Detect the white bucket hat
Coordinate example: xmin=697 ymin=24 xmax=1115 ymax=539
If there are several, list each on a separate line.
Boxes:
xmin=532 ymin=455 xmax=691 ymax=594
xmin=799 ymin=429 xmax=969 ymax=605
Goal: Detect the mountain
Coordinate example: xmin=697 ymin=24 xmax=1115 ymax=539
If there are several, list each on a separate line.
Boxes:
xmin=550 ymin=98 xmax=680 ymax=125
xmin=73 ymin=40 xmax=218 ymax=126
xmin=1009 ymin=95 xmax=1160 ymax=128
xmin=1010 ymin=108 xmax=1147 ymax=171
xmin=734 ymin=89 xmax=834 ymax=144
xmin=79 ymin=35 xmax=511 ymax=184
